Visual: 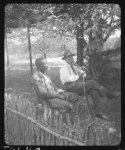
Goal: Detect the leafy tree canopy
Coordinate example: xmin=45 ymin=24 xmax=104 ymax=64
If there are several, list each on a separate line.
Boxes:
xmin=5 ymin=4 xmax=121 ymax=71
xmin=5 ymin=4 xmax=121 ymax=43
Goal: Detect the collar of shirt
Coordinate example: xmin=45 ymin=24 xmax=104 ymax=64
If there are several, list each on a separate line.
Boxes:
xmin=66 ymin=62 xmax=83 ymax=76
xmin=38 ymin=71 xmax=57 ymax=92
xmin=66 ymin=62 xmax=76 ymax=75
xmin=43 ymin=74 xmax=50 ymax=83
xmin=36 ymin=70 xmax=50 ymax=84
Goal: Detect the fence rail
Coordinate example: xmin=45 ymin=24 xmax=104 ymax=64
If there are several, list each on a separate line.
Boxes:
xmin=4 ymin=93 xmax=121 ymax=146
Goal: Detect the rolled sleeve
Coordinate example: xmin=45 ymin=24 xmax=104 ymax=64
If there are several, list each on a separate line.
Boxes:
xmin=69 ymin=75 xmax=79 ymax=81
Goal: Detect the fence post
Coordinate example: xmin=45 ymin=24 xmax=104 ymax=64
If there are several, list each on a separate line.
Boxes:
xmin=27 ymin=24 xmax=33 ymax=75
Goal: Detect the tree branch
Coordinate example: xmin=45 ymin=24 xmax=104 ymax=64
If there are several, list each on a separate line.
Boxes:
xmin=98 ymin=19 xmax=120 ymax=29
xmin=101 ymin=48 xmax=120 ymax=56
xmin=84 ymin=21 xmax=93 ymax=31
xmin=104 ymin=4 xmax=114 ymax=26
xmin=108 ymin=16 xmax=113 ymax=26
xmin=100 ymin=48 xmax=120 ymax=65
xmin=103 ymin=23 xmax=120 ymax=42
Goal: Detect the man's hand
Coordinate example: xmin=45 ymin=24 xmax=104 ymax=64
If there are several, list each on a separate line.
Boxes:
xmin=57 ymin=89 xmax=65 ymax=94
xmin=59 ymin=94 xmax=65 ymax=100
xmin=56 ymin=93 xmax=65 ymax=100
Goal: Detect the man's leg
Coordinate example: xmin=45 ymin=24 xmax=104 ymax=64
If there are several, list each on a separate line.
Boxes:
xmin=63 ymin=80 xmax=84 ymax=95
xmin=63 ymin=79 xmax=104 ymax=96
xmin=48 ymin=98 xmax=72 ymax=113
xmin=84 ymin=79 xmax=118 ymax=98
xmin=48 ymin=98 xmax=73 ymax=125
xmin=61 ymin=92 xmax=79 ymax=103
xmin=88 ymin=89 xmax=100 ymax=109
xmin=84 ymin=80 xmax=102 ymax=91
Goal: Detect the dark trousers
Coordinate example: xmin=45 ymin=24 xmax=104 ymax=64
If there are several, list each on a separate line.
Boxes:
xmin=48 ymin=98 xmax=72 ymax=113
xmin=63 ymin=79 xmax=103 ymax=96
xmin=63 ymin=79 xmax=109 ymax=116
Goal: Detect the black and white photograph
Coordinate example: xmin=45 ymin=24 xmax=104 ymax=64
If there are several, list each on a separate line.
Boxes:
xmin=4 ymin=3 xmax=121 ymax=146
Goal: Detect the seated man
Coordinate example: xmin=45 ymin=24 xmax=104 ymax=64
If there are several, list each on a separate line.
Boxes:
xmin=32 ymin=57 xmax=78 ymax=114
xmin=60 ymin=50 xmax=120 ymax=119
xmin=60 ymin=50 xmax=120 ymax=97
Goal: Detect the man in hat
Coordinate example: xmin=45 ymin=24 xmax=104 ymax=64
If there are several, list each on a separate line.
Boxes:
xmin=60 ymin=50 xmax=119 ymax=110
xmin=32 ymin=57 xmax=79 ymax=114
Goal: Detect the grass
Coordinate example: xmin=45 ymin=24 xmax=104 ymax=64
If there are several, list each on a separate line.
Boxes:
xmin=5 ymin=60 xmax=121 ymax=135
xmin=5 ymin=62 xmax=63 ymax=104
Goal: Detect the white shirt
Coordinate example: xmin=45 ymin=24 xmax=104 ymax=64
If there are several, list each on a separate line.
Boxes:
xmin=60 ymin=63 xmax=82 ymax=85
xmin=43 ymin=74 xmax=50 ymax=84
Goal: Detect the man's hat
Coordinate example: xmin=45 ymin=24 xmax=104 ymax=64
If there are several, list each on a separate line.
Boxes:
xmin=62 ymin=50 xmax=75 ymax=60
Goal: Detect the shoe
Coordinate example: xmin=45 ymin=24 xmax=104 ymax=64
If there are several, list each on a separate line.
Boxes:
xmin=114 ymin=92 xmax=121 ymax=97
xmin=96 ymin=113 xmax=111 ymax=120
xmin=108 ymin=91 xmax=121 ymax=98
xmin=101 ymin=114 xmax=111 ymax=120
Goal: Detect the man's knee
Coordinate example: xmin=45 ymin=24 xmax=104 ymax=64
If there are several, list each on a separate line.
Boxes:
xmin=89 ymin=80 xmax=96 ymax=85
xmin=50 ymin=98 xmax=72 ymax=111
xmin=85 ymin=80 xmax=96 ymax=89
xmin=63 ymin=92 xmax=79 ymax=102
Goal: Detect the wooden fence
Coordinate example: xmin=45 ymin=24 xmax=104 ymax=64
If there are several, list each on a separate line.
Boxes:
xmin=4 ymin=93 xmax=121 ymax=146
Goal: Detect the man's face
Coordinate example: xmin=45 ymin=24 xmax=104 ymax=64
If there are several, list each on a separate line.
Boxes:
xmin=38 ymin=62 xmax=48 ymax=73
xmin=65 ymin=56 xmax=74 ymax=64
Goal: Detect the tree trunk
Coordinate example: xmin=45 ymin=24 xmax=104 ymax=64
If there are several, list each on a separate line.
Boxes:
xmin=97 ymin=23 xmax=102 ymax=39
xmin=89 ymin=29 xmax=93 ymax=42
xmin=43 ymin=31 xmax=45 ymax=51
xmin=76 ymin=22 xmax=84 ymax=66
xmin=27 ymin=25 xmax=33 ymax=75
xmin=5 ymin=30 xmax=9 ymax=70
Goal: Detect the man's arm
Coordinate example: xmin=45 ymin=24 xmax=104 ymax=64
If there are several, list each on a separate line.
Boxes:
xmin=37 ymin=83 xmax=65 ymax=99
xmin=32 ymin=74 xmax=64 ymax=99
xmin=73 ymin=63 xmax=84 ymax=76
xmin=34 ymin=82 xmax=58 ymax=99
xmin=60 ymin=65 xmax=79 ymax=84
